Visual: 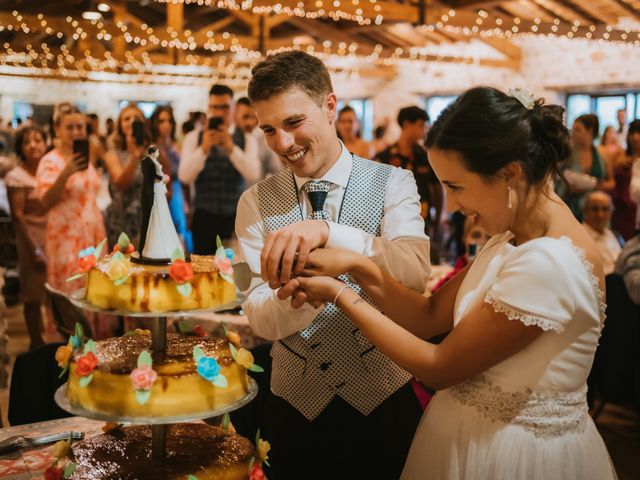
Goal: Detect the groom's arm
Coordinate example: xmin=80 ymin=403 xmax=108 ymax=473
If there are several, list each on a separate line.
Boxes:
xmin=236 ymin=188 xmax=323 ymax=340
xmin=323 ymin=168 xmax=431 ymax=292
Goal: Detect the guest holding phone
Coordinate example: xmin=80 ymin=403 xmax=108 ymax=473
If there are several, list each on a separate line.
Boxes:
xmin=103 ymin=103 xmax=160 ymax=249
xmin=6 ymin=126 xmax=49 ymax=349
xmin=35 ymin=102 xmax=105 ymax=294
xmin=179 ymin=84 xmax=260 ymax=253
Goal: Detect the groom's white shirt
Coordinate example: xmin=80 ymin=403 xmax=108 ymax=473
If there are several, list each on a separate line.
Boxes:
xmin=236 ymin=143 xmax=431 ymax=340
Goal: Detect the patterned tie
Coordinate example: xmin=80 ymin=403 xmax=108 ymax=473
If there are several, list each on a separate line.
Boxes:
xmin=303 ymin=180 xmax=331 ymax=220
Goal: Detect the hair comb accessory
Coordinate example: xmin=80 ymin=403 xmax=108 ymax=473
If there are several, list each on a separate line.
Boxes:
xmin=508 ymin=88 xmax=535 ymax=110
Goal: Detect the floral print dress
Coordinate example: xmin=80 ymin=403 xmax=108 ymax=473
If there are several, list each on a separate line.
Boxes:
xmin=35 ymin=149 xmax=106 ymax=294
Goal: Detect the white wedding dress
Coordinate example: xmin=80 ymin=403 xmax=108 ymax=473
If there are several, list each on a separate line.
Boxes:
xmin=141 ymin=156 xmax=182 ymax=260
xmin=401 ymin=232 xmax=616 ymax=480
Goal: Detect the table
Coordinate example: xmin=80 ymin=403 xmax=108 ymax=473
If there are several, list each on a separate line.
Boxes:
xmin=0 ymin=417 xmax=104 ymax=479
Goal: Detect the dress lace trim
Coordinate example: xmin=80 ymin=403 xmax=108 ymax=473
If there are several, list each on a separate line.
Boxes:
xmin=484 ymin=292 xmax=565 ymax=333
xmin=558 ymin=236 xmax=607 ymax=326
xmin=484 ymin=235 xmax=607 ymax=333
xmin=448 ymin=375 xmax=589 ymax=438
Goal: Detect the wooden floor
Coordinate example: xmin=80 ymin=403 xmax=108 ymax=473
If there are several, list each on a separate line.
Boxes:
xmin=0 ymin=303 xmax=639 ymax=479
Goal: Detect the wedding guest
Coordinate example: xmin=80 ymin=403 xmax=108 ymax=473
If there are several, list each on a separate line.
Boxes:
xmin=35 ymin=103 xmax=105 ymax=293
xmin=6 ymin=126 xmax=48 ymax=348
xmin=625 ymin=121 xmax=640 ymax=233
xmin=615 ymin=231 xmax=640 ymax=304
xmin=562 ymin=114 xmax=614 ymax=220
xmin=616 ymin=108 xmax=629 ymax=150
xmin=179 ymin=84 xmax=260 ymax=250
xmin=609 ymin=121 xmax=640 ymax=240
xmin=103 ymin=103 xmax=149 ymax=248
xmin=582 ymin=191 xmax=622 ymax=275
xmin=376 ymin=106 xmax=443 ymax=244
xmin=235 ymin=97 xmax=283 ymax=181
xmin=285 ymin=87 xmax=615 ymax=479
xmin=236 ymin=50 xmax=431 ymax=479
xmin=336 ymin=105 xmax=372 ymax=159
xmin=599 ymin=125 xmax=623 ymax=160
xmin=431 ymin=219 xmax=490 ymax=293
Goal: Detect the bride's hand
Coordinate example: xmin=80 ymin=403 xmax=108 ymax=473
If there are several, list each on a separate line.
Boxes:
xmin=277 ymin=276 xmax=344 ymax=308
xmin=302 ymin=248 xmax=361 ymax=278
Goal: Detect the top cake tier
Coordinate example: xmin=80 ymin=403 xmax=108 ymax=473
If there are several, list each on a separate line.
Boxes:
xmin=84 ymin=253 xmax=237 ymax=312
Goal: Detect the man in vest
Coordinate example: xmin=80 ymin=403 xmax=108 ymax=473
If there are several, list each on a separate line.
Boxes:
xmin=179 ymin=84 xmax=260 ymax=253
xmin=235 ymin=51 xmax=431 ymax=479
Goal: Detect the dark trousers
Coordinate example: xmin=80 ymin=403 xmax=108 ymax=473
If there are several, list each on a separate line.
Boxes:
xmin=264 ymin=383 xmax=422 ymax=480
xmin=191 ymin=209 xmax=235 ymax=254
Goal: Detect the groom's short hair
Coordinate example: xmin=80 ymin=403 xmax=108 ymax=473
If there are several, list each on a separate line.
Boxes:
xmin=248 ymin=51 xmax=333 ymax=107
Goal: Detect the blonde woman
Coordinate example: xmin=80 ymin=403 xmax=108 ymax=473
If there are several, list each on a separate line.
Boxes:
xmin=36 ymin=103 xmax=105 ymax=294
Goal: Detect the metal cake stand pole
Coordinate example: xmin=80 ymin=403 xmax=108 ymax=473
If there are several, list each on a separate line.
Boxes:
xmin=151 ymin=316 xmax=167 ymax=459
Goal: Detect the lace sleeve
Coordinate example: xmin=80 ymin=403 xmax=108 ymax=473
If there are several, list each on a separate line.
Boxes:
xmin=485 ymin=291 xmax=565 ymax=333
xmin=484 ymin=239 xmax=576 ymax=333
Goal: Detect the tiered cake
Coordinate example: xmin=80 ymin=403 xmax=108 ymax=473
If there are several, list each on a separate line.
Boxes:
xmin=49 ymin=147 xmax=266 ymax=480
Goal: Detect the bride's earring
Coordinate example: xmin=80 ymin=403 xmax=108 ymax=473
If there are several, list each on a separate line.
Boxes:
xmin=507 ymin=186 xmax=513 ymax=210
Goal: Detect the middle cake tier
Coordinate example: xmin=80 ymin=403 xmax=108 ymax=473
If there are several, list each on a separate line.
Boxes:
xmin=66 ymin=332 xmax=250 ymax=418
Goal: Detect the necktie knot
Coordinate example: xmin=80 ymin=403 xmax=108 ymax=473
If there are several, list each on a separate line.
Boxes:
xmin=303 ymin=180 xmax=331 ymax=220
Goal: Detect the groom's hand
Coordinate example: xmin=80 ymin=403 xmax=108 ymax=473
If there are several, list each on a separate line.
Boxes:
xmin=261 ymin=220 xmax=329 ymax=289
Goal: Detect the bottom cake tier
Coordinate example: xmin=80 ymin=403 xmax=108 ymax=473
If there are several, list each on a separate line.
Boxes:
xmin=69 ymin=424 xmax=256 ymax=480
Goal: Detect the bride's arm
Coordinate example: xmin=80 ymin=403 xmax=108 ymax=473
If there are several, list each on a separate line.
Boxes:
xmin=331 ymin=285 xmax=543 ymax=390
xmin=353 ymin=255 xmax=467 ymax=340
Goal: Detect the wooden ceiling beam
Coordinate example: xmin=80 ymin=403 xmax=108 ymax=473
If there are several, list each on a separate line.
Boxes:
xmin=554 ymin=0 xmax=617 ymax=24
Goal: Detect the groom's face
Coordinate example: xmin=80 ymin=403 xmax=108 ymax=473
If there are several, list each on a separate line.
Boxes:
xmin=254 ymin=86 xmax=338 ymax=179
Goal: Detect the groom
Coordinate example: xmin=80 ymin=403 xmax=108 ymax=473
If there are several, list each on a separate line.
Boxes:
xmin=235 ymin=51 xmax=431 ymax=479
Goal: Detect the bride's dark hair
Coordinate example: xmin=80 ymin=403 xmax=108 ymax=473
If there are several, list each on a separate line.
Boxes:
xmin=426 ymin=87 xmax=571 ymax=186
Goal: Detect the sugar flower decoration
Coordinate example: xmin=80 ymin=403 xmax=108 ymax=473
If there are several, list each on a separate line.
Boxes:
xmin=76 ymin=340 xmax=98 ymax=387
xmin=44 ymin=434 xmax=77 ymax=480
xmin=170 ymin=248 xmax=194 ymax=297
xmin=193 ymin=346 xmax=227 ymax=387
xmin=112 ymin=232 xmax=135 ymax=254
xmin=66 ymin=239 xmax=106 ymax=282
xmin=106 ymin=252 xmax=131 ymax=285
xmin=224 ymin=324 xmax=264 ymax=373
xmin=178 ymin=320 xmax=208 ymax=337
xmin=214 ymin=236 xmax=235 ymax=284
xmin=131 ymin=350 xmax=156 ymax=405
xmin=508 ymin=88 xmax=535 ymax=110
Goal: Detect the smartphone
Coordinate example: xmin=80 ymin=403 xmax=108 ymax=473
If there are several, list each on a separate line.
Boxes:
xmin=72 ymin=139 xmax=90 ymax=170
xmin=208 ymin=116 xmax=223 ymax=131
xmin=132 ymin=119 xmax=145 ymax=146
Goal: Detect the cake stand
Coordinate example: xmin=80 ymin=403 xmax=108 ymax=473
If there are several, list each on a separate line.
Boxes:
xmin=55 ymin=290 xmax=258 ymax=460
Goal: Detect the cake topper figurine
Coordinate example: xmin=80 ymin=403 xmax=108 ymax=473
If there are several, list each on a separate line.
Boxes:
xmin=138 ymin=146 xmax=182 ymax=262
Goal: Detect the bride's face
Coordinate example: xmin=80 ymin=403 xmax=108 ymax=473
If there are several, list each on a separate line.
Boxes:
xmin=429 ymin=148 xmax=512 ymax=236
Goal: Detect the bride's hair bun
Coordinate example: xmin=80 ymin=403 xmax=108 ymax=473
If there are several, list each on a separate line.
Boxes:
xmin=426 ymin=87 xmax=571 ymax=185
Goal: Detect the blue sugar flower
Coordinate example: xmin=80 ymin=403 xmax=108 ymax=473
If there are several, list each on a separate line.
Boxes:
xmin=197 ymin=356 xmax=221 ymax=382
xmin=225 ymin=248 xmax=235 ymax=260
xmin=78 ymin=247 xmax=96 ymax=258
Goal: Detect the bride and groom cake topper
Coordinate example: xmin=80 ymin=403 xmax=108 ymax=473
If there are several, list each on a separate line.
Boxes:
xmin=137 ymin=146 xmax=183 ymax=264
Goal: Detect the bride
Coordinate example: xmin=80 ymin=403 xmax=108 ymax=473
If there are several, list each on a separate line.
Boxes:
xmin=278 ymin=87 xmax=617 ymax=479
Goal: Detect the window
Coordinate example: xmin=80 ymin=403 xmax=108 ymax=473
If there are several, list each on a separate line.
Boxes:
xmin=566 ymin=91 xmax=638 ymax=135
xmin=425 ymin=95 xmax=457 ymax=123
xmin=337 ymin=98 xmax=373 ymax=141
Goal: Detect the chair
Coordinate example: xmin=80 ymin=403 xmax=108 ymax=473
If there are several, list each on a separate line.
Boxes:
xmin=45 ymin=283 xmax=93 ymax=339
xmin=588 ymin=274 xmax=640 ymax=419
xmin=8 ymin=342 xmax=72 ymax=425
